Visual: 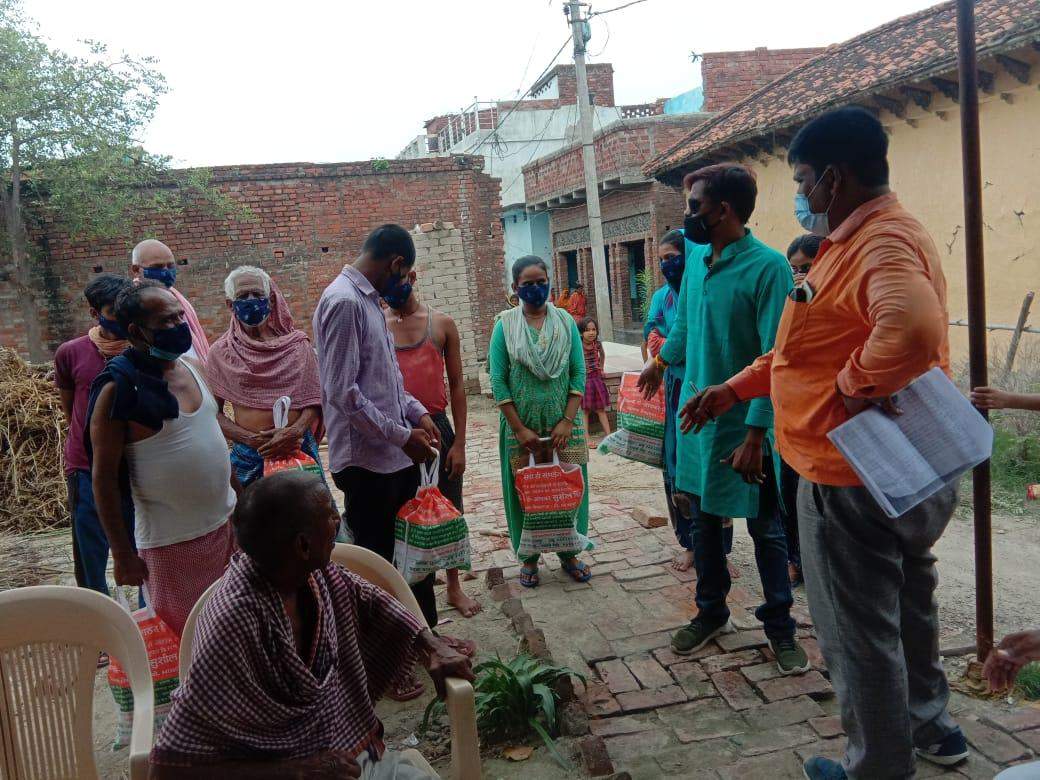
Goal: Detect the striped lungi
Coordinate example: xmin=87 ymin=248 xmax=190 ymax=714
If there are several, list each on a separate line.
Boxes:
xmin=138 ymin=521 xmax=235 ymax=637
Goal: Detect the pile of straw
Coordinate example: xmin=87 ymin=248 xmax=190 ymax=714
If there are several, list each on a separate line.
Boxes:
xmin=0 ymin=347 xmax=69 ymax=533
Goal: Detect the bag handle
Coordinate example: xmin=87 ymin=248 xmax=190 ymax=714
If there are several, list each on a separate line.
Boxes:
xmin=526 ymin=449 xmax=562 ymax=468
xmin=113 ymin=583 xmax=151 ymax=613
xmin=272 ymin=396 xmax=292 ymax=429
xmin=420 ymin=453 xmax=440 ymax=488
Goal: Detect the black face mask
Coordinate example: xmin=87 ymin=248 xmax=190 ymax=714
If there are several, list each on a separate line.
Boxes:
xmin=683 ymin=200 xmax=722 ymax=246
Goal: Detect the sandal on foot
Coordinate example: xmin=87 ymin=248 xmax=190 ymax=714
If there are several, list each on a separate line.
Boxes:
xmin=440 ymin=634 xmax=477 ymax=658
xmin=562 ymin=558 xmax=592 ymax=583
xmin=387 ymin=670 xmax=425 ymax=702
xmin=519 ymin=564 xmax=540 ymax=588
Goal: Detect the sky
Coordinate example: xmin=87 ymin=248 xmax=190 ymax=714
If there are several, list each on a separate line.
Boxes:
xmin=23 ymin=0 xmax=939 ymax=168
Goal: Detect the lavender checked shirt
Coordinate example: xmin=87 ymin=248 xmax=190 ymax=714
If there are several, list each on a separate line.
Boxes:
xmin=313 ymin=265 xmax=427 ymax=474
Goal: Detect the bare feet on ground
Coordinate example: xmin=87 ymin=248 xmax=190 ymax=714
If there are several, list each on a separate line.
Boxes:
xmin=672 ymin=549 xmax=694 ymax=571
xmin=446 ymin=570 xmax=482 ymax=617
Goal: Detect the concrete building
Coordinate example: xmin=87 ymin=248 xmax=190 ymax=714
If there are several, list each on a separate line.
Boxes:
xmin=398 ymin=64 xmax=675 ymax=282
xmin=644 ymin=0 xmax=1040 ymax=360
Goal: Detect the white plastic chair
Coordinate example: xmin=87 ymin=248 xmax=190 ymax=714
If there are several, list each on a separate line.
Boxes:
xmin=179 ymin=544 xmax=481 ymax=780
xmin=0 ymin=585 xmax=154 ymax=780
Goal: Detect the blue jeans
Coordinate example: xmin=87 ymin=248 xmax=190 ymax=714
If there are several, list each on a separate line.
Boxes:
xmin=681 ymin=456 xmax=795 ymax=640
xmin=67 ymin=470 xmax=135 ymax=596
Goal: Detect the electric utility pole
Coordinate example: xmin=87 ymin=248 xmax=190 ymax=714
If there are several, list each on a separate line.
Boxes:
xmin=566 ymin=0 xmax=613 ymax=342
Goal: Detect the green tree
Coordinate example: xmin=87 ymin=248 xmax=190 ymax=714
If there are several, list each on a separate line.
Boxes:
xmin=0 ymin=0 xmax=239 ymax=360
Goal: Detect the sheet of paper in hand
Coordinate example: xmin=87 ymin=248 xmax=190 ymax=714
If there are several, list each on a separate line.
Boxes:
xmin=827 ymin=367 xmax=992 ymax=518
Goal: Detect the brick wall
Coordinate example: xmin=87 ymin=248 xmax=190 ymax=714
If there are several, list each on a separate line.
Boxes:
xmin=524 ymin=115 xmax=707 ymax=206
xmin=701 ymin=47 xmax=824 ymax=113
xmin=545 ymin=181 xmax=683 ymax=334
xmin=411 ymin=223 xmax=482 ymax=392
xmin=0 ymin=156 xmax=504 ymax=360
xmin=531 ymin=63 xmax=615 ymax=107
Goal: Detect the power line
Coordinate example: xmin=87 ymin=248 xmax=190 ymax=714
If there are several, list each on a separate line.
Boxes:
xmin=466 ymin=34 xmax=572 ymax=155
xmin=588 ymin=0 xmax=650 ymax=17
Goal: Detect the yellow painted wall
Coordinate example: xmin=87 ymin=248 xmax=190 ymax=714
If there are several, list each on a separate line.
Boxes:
xmin=743 ymin=65 xmax=1039 ymax=367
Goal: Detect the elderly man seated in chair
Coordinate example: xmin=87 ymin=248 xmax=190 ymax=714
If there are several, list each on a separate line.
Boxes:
xmin=149 ymin=470 xmax=474 ymax=780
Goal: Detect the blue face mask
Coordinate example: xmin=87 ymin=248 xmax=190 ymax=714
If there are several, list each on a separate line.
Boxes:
xmin=142 ymin=266 xmax=177 ymax=288
xmin=661 ymin=255 xmax=685 ymax=290
xmin=233 ymin=297 xmax=271 ymax=326
xmin=794 ymin=168 xmax=835 ymax=237
xmin=517 ymin=281 xmax=550 ymax=308
xmin=382 ymin=277 xmax=413 ymax=310
xmin=143 ymin=322 xmax=193 ymax=361
xmin=98 ymin=315 xmax=127 ymax=339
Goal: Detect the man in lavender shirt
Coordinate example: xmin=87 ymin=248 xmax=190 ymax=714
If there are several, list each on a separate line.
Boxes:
xmin=313 ymin=224 xmax=441 ymax=637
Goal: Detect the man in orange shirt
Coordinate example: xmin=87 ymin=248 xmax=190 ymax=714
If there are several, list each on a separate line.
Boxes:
xmin=686 ymin=108 xmax=967 ymax=780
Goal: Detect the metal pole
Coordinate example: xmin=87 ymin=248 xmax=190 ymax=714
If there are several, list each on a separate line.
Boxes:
xmin=957 ymin=0 xmax=993 ymax=662
xmin=1002 ymin=291 xmax=1034 ymax=378
xmin=567 ymin=0 xmax=614 ymax=341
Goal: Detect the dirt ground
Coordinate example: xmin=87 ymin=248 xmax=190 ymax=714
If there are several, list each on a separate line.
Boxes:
xmin=5 ymin=397 xmax=1040 ymax=778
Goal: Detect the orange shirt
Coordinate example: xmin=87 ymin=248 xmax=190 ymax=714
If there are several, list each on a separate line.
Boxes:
xmin=728 ymin=193 xmax=950 ymax=486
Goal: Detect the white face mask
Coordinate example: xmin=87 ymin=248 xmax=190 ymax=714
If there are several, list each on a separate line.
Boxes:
xmin=794 ymin=168 xmax=835 ymax=237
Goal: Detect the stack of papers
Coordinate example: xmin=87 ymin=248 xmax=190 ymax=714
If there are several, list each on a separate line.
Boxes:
xmin=827 ymin=367 xmax=993 ymax=518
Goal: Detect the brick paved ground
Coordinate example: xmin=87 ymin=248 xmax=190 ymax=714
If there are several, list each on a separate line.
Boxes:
xmin=455 ymin=404 xmax=1040 ymax=779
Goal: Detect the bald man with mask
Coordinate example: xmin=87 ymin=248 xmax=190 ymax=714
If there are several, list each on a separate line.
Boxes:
xmin=131 ymin=239 xmax=210 ymax=361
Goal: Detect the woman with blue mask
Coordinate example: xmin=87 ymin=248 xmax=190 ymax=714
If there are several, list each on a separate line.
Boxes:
xmin=488 ymin=255 xmax=592 ymax=588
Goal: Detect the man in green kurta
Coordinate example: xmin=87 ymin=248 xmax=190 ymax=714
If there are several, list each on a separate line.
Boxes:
xmin=639 ymin=163 xmax=808 ymax=675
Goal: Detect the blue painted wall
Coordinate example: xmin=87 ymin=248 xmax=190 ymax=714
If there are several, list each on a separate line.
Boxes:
xmin=664 ymin=87 xmax=704 ymax=114
xmin=502 ymin=207 xmax=552 ymax=283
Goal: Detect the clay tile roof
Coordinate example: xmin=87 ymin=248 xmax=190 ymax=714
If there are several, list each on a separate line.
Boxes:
xmin=644 ymin=0 xmax=1040 ymax=178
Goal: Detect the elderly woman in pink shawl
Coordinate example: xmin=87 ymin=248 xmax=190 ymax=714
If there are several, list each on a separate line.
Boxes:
xmin=206 ymin=266 xmax=324 ymax=489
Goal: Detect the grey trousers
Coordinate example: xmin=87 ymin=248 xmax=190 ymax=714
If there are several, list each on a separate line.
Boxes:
xmin=798 ymin=480 xmax=960 ymax=779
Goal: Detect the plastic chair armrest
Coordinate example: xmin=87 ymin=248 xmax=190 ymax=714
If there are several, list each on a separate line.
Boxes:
xmin=128 ymin=700 xmax=155 ymax=780
xmin=444 ymin=677 xmax=480 ymax=780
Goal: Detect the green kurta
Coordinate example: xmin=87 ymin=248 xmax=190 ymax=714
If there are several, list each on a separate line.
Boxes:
xmin=660 ymin=230 xmax=792 ymax=518
xmin=488 ymin=315 xmax=589 ymax=564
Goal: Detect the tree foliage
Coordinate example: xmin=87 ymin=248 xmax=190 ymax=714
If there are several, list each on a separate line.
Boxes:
xmin=0 ymin=0 xmax=243 ymax=359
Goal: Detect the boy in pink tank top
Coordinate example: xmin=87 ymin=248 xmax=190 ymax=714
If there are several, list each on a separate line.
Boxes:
xmin=385 ymin=273 xmax=481 ymax=619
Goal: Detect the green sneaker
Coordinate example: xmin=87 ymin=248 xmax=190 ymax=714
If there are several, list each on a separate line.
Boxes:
xmin=671 ymin=617 xmax=732 ymax=655
xmin=771 ymin=637 xmax=811 ymax=676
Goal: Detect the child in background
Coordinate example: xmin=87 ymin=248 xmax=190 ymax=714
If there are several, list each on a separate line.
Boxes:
xmin=579 ymin=317 xmax=612 ymax=440
xmin=972 ymin=386 xmax=1040 ymax=411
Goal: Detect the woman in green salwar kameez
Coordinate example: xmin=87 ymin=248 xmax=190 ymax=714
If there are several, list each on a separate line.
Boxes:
xmin=488 ymin=256 xmax=592 ymax=588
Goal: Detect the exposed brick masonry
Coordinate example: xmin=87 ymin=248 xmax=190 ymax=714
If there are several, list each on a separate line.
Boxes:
xmin=700 ymin=47 xmax=825 ymax=113
xmin=1 ymin=156 xmax=504 ymax=360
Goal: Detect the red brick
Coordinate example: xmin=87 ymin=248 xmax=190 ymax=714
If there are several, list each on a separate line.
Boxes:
xmin=710 ymin=671 xmax=761 ymax=711
xmin=701 ymin=649 xmax=766 ymax=676
xmin=1017 ymin=728 xmax=1040 ymax=752
xmin=756 ymin=671 xmax=834 ymax=703
xmin=579 ymin=735 xmax=615 ymax=777
xmin=730 ymin=724 xmax=816 ymax=757
xmin=581 ymin=681 xmax=622 ymax=718
xmin=616 ymin=685 xmax=687 ymax=713
xmin=594 ymin=659 xmax=640 ymax=694
xmin=960 ymin=717 xmax=1032 ymax=764
xmin=810 ymin=715 xmax=845 ymax=738
xmin=624 ymin=654 xmax=673 ymax=689
xmin=980 ymin=707 xmax=1040 ymax=733
xmin=716 ymin=630 xmax=768 ymax=652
